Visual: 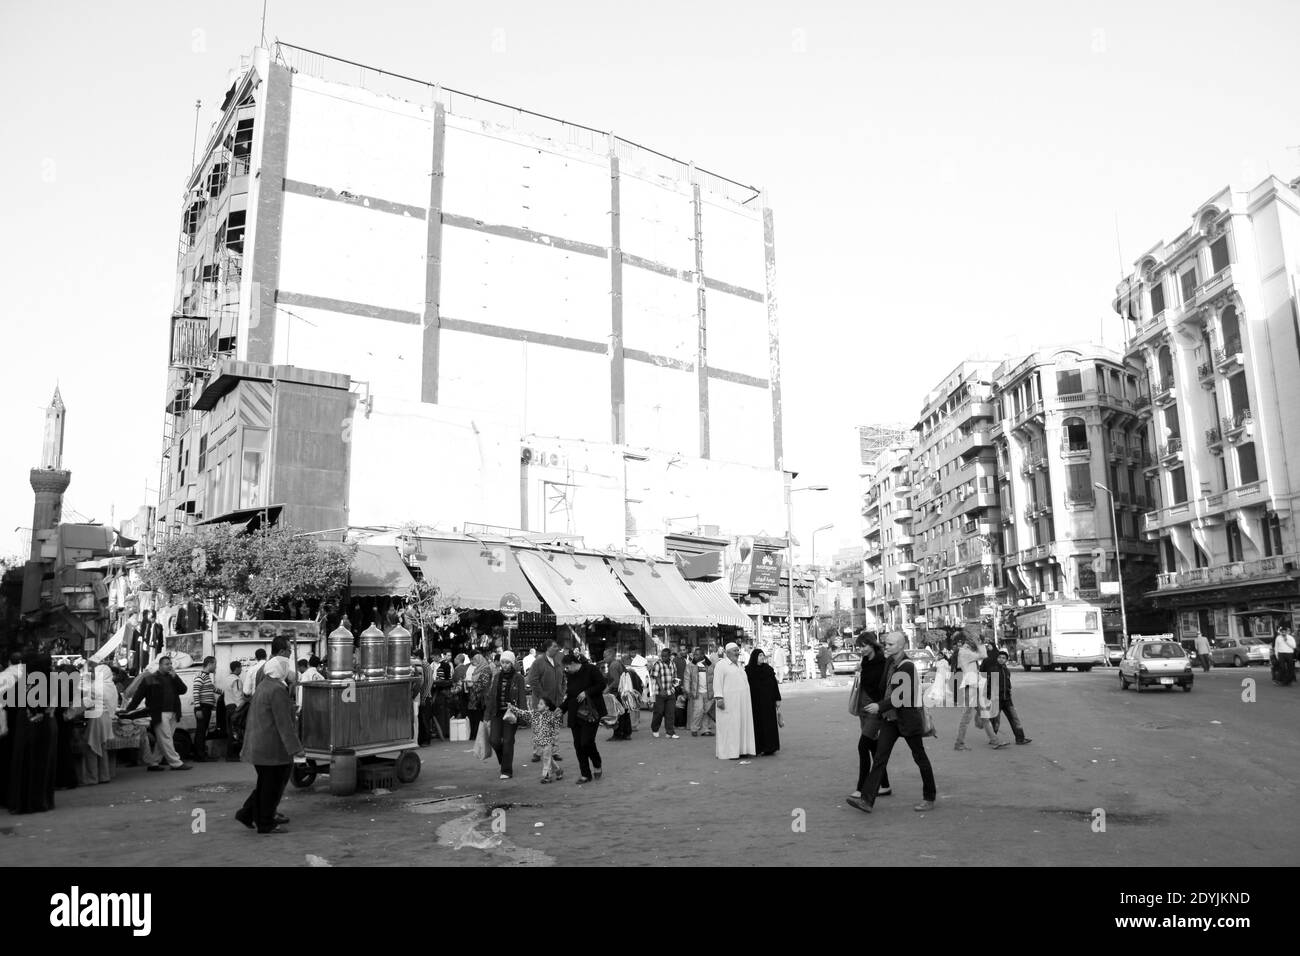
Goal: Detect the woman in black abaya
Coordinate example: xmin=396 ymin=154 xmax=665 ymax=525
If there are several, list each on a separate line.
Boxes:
xmin=746 ymin=649 xmax=782 ymax=756
xmin=7 ymin=653 xmax=57 ymax=814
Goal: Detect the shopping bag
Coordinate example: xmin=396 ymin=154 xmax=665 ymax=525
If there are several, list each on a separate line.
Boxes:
xmin=472 ymin=720 xmax=492 ymax=761
xmin=847 ymin=671 xmax=863 ymax=716
xmin=603 ymin=692 xmax=625 ymax=718
xmin=449 ymin=717 xmax=470 ymax=742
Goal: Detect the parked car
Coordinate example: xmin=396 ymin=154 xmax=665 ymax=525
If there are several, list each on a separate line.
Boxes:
xmin=1118 ymin=639 xmax=1194 ymax=692
xmin=904 ymin=648 xmax=937 ymax=684
xmin=1105 ymin=643 xmax=1124 ymax=666
xmin=830 ymin=651 xmax=861 ymax=676
xmin=1209 ymin=636 xmax=1270 ymax=668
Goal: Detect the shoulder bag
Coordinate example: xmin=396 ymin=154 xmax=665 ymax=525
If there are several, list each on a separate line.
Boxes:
xmin=847 ymin=670 xmax=863 ymax=717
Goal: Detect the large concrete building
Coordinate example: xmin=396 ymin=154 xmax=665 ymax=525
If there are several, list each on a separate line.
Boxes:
xmin=861 ymin=435 xmax=917 ymax=634
xmin=1114 ymin=175 xmax=1300 ymax=640
xmin=157 ymin=44 xmax=788 ymax=559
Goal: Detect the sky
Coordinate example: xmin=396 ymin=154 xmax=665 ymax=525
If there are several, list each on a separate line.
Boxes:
xmin=2 ymin=0 xmax=1299 ymax=564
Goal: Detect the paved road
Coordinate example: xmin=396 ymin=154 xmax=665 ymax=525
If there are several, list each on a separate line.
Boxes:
xmin=5 ymin=666 xmax=1297 ymax=866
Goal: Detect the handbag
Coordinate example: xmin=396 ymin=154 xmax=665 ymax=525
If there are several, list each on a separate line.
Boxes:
xmin=576 ymin=700 xmax=599 ymax=724
xmin=472 ymin=720 xmax=492 ymax=761
xmin=859 ymin=711 xmax=883 ymax=740
xmin=847 ymin=671 xmax=863 ymax=717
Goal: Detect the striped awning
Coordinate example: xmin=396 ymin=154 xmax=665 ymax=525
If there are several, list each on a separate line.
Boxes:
xmin=689 ymin=579 xmax=755 ymax=634
xmin=515 ymin=549 xmax=644 ymax=625
xmin=608 ymin=557 xmax=715 ymax=628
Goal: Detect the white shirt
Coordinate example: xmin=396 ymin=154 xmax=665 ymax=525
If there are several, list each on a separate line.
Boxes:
xmin=1275 ymin=633 xmax=1296 ymax=655
xmin=242 ymin=660 xmax=265 ymax=697
xmin=226 ymin=673 xmax=246 ymax=707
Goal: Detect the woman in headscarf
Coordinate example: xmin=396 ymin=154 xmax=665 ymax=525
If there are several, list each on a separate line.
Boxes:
xmin=483 ymin=651 xmax=526 ymax=780
xmin=450 ymin=653 xmax=470 ymax=719
xmin=53 ymin=662 xmax=80 ymax=791
xmin=850 ymin=636 xmax=891 ymax=800
xmin=746 ymin=648 xmax=782 ymax=756
xmin=5 ymin=652 xmax=57 ymax=813
xmin=237 ymin=655 xmax=301 ymax=834
xmin=466 ymin=653 xmax=492 ymax=741
xmin=80 ymin=663 xmax=119 ymax=785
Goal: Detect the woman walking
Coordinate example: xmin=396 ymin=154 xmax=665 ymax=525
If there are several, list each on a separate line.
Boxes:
xmin=466 ymin=653 xmax=491 ymax=741
xmin=951 ymin=630 xmax=1008 ymax=751
xmin=80 ymin=663 xmax=119 ymax=785
xmin=560 ymin=653 xmax=607 ymax=784
xmin=849 ymin=637 xmax=891 ymax=799
xmin=746 ymin=649 xmax=782 ymax=756
xmin=484 ymin=651 xmax=526 ymax=780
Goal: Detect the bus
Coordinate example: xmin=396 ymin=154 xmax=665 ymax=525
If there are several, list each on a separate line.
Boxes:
xmin=1016 ymin=603 xmax=1106 ymax=672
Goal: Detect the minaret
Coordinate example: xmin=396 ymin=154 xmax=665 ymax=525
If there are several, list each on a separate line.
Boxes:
xmin=29 ymin=386 xmax=71 ymax=561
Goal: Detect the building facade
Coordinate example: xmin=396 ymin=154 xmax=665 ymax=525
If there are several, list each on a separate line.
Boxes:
xmin=861 ymin=436 xmax=916 ymax=634
xmin=1115 ymin=175 xmax=1300 ymax=641
xmin=156 ymin=44 xmax=788 ymax=561
xmin=991 ymin=346 xmax=1160 ymax=638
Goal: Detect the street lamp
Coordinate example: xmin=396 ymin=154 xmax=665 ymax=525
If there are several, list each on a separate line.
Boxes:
xmin=1094 ymin=482 xmax=1129 ymax=646
xmin=787 ymin=484 xmax=829 ymax=675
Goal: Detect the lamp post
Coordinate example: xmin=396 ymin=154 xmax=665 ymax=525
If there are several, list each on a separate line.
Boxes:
xmin=1094 ymin=482 xmax=1129 ymax=645
xmin=787 ymin=483 xmax=829 ymax=678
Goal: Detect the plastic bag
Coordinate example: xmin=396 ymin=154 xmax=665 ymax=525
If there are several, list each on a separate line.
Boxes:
xmin=472 ymin=720 xmax=492 ymax=761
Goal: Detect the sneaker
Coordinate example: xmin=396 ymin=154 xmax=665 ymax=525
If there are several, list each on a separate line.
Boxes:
xmin=913 ymin=800 xmax=936 ymax=812
xmin=540 ymin=775 xmax=552 ymax=784
xmin=878 ymin=786 xmax=893 ymax=796
xmin=845 ymin=796 xmax=873 ymax=814
xmin=953 ymin=743 xmax=971 ymax=751
xmin=593 ymin=768 xmax=602 ymax=779
xmin=499 ymin=773 xmax=512 ymax=780
xmin=257 ymin=825 xmax=290 ymax=834
xmin=992 ymin=741 xmax=1011 ymax=749
xmin=848 ymin=790 xmax=862 ymax=799
xmin=553 ymin=755 xmax=562 ymax=761
xmin=274 ymin=813 xmax=290 ymax=825
xmin=667 ymin=734 xmax=680 ymax=739
xmin=652 ymin=731 xmax=660 ymax=738
xmin=1016 ymin=738 xmax=1032 ymax=745
xmin=691 ymin=731 xmax=699 ymax=737
xmin=575 ymin=776 xmax=593 ymax=785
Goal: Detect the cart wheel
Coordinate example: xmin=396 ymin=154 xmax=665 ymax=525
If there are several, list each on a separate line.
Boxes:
xmin=291 ymin=763 xmax=317 ymax=789
xmin=395 ymin=750 xmax=422 ymax=784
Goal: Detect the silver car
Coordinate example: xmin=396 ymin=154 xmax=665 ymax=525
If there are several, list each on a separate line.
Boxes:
xmin=831 ymin=652 xmax=862 ymax=676
xmin=1119 ymin=639 xmax=1194 ymax=692
xmin=1209 ymin=637 xmax=1270 ymax=668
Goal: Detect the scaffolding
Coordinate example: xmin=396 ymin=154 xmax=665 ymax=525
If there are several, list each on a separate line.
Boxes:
xmin=858 ymin=423 xmax=910 ymax=466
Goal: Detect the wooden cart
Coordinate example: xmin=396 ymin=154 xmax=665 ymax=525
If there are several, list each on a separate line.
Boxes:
xmin=291 ymin=677 xmax=421 ymax=789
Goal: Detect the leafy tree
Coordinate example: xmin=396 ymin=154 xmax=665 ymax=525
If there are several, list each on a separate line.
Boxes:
xmin=142 ymin=525 xmax=354 ymax=619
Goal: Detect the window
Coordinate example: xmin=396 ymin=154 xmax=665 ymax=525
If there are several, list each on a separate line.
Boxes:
xmin=1162 ymin=537 xmax=1176 ymax=573
xmin=1170 ymin=467 xmax=1188 ymax=505
xmin=1063 ymin=418 xmax=1088 ymax=451
xmin=198 ymin=434 xmax=207 ymax=473
xmin=1066 ymin=463 xmax=1093 ymax=503
xmin=1150 ymin=282 xmax=1166 ymax=316
xmin=1194 ymin=543 xmax=1209 ymax=568
xmin=1057 ymin=370 xmax=1083 ymax=396
xmin=241 ymin=429 xmax=268 ymax=508
xmin=1180 ymin=266 xmax=1198 ymax=303
xmin=223 ymin=210 xmax=247 ymax=254
xmin=1226 ymin=520 xmax=1243 ymax=563
xmin=1220 ymin=306 xmax=1241 ymax=352
xmin=1210 ymin=235 xmax=1230 ymax=274
xmin=1264 ymin=512 xmax=1284 ymax=557
xmin=1228 ymin=373 xmax=1249 ymax=421
xmin=1237 ymin=443 xmax=1259 ymax=485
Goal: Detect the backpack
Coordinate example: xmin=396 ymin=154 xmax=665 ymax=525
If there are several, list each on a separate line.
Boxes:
xmin=629 ymin=669 xmax=643 ymax=694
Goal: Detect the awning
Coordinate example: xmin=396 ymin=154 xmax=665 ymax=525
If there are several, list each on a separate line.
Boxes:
xmin=90 ymin=624 xmax=126 ymax=663
xmin=350 ymin=544 xmax=416 ymax=597
xmin=198 ymin=504 xmax=284 ymax=531
xmin=409 ymin=537 xmax=541 ymax=613
xmin=515 ymin=550 xmax=644 ymax=625
xmin=608 ymin=557 xmax=714 ymax=628
xmin=688 ymin=580 xmax=755 ymax=634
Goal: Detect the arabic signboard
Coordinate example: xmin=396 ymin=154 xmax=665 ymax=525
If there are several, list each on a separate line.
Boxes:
xmin=500 ymin=592 xmax=521 ymax=623
xmin=749 ymin=551 xmax=783 ymax=593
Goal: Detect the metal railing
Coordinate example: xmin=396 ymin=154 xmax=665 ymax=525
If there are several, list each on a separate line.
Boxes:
xmin=1158 ymin=437 xmax=1183 ymax=458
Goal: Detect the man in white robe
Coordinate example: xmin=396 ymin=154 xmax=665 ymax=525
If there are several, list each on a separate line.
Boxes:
xmin=712 ymin=643 xmax=756 ymax=760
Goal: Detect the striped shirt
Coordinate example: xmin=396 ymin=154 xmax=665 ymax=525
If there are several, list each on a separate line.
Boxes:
xmin=649 ymin=659 xmax=677 ymax=697
xmin=192 ymin=671 xmax=217 ymax=707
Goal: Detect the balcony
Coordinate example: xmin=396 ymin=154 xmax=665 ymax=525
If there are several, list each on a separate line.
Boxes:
xmin=895 ymin=532 xmax=915 ymax=547
xmin=1060 ymin=439 xmax=1090 ymax=459
xmin=170 ymin=316 xmax=216 ymax=369
xmin=1197 ymin=361 xmax=1216 ymax=389
xmin=1133 ymin=394 xmax=1153 ymax=418
xmin=1153 ymin=377 xmax=1177 ymax=407
xmin=893 ymin=481 xmax=913 ymax=497
xmin=1205 ymin=427 xmax=1223 ymax=453
xmin=1157 ymin=437 xmax=1183 ymax=464
xmin=1019 ymin=544 xmax=1052 ymax=564
xmin=896 ymin=559 xmax=919 ymax=573
xmin=1156 ymin=552 xmax=1298 ymax=591
xmin=862 ymin=494 xmax=880 ymax=515
xmin=1065 ymin=489 xmax=1096 ymax=508
xmin=1193 ymin=265 xmax=1234 ymax=307
xmin=894 ymin=507 xmax=914 ymax=522
xmin=863 ymin=516 xmax=882 ymax=537
xmin=1230 ymin=479 xmax=1269 ymax=510
xmin=1214 ymin=336 xmax=1244 ymax=372
xmin=1012 ymin=400 xmax=1044 ymax=429
xmin=1223 ymin=408 xmax=1253 ymax=442
xmin=900 ymin=588 xmax=919 ymax=603
xmin=956 ymin=491 xmax=998 ymax=515
xmin=1143 ymin=501 xmax=1192 ymax=535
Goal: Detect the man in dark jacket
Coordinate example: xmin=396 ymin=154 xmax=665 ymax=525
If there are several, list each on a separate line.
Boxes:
xmin=847 ymin=631 xmax=936 ymax=813
xmin=127 ymin=655 xmax=192 ymax=772
xmin=235 ymin=656 xmax=301 ymax=834
xmin=990 ymin=649 xmax=1030 ymax=744
xmin=527 ymin=641 xmax=565 ymax=763
xmin=601 ymin=647 xmax=631 ymax=741
xmin=560 ymin=653 xmax=607 ymax=784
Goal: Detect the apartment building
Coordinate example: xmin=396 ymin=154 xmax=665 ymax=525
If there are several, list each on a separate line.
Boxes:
xmin=910 ymin=362 xmax=1003 ymax=630
xmin=991 ymin=346 xmax=1161 ymax=637
xmin=861 ymin=437 xmax=916 ymax=633
xmin=1115 ymin=175 xmax=1300 ymax=641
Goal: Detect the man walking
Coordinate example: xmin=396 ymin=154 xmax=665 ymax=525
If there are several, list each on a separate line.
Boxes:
xmin=847 ymin=630 xmax=937 ymax=813
xmin=127 ymin=655 xmax=192 ymax=772
xmin=1275 ymin=623 xmax=1296 ymax=686
xmin=649 ymin=648 xmax=680 ymax=739
xmin=989 ymin=649 xmax=1031 ymax=745
xmin=1194 ymin=632 xmax=1213 ymax=673
xmin=225 ymin=660 xmax=246 ymax=761
xmin=527 ymin=640 xmax=565 ymax=763
xmin=685 ymin=646 xmax=715 ymax=736
xmin=236 ymin=656 xmax=301 ymax=834
xmin=817 ymin=642 xmax=833 ymax=679
xmin=191 ymin=656 xmax=218 ymax=761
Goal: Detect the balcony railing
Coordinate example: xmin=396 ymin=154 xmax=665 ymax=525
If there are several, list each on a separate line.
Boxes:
xmin=170 ymin=316 xmax=215 ymax=369
xmin=1214 ymin=337 xmax=1243 ymax=368
xmin=1066 ymin=489 xmax=1096 ymax=507
xmin=1197 ymin=362 xmax=1215 ymax=385
xmin=1226 ymin=407 xmax=1253 ymax=432
xmin=1133 ymin=394 xmax=1152 ymax=412
xmin=1061 ymin=439 xmax=1090 ymax=456
xmin=1158 ymin=437 xmax=1183 ymax=460
xmin=1153 ymin=377 xmax=1177 ymax=404
xmin=1156 ymin=553 xmax=1298 ymax=590
xmin=1206 ymin=426 xmax=1222 ymax=447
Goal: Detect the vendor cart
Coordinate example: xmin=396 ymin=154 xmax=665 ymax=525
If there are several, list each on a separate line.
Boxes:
xmin=291 ymin=676 xmax=421 ymax=789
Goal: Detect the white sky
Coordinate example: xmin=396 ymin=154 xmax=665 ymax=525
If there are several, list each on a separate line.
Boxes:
xmin=2 ymin=0 xmax=1298 ymax=563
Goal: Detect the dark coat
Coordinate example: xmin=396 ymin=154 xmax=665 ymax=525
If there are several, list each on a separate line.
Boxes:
xmin=483 ymin=670 xmax=526 ymax=719
xmin=127 ymin=670 xmax=187 ymax=725
xmin=876 ymin=655 xmax=925 ymax=738
xmin=241 ymin=677 xmax=301 ymax=766
xmin=527 ymin=653 xmax=564 ymax=704
xmin=560 ymin=662 xmax=607 ymax=729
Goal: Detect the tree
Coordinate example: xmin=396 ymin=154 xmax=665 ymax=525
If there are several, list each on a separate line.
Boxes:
xmin=401 ymin=577 xmax=444 ymax=657
xmin=141 ymin=525 xmax=354 ymax=619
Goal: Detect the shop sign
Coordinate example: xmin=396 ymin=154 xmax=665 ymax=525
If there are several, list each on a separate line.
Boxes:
xmin=749 ymin=551 xmax=783 ymax=593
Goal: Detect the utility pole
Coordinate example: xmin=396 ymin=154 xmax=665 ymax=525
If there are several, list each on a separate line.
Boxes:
xmin=191 ymin=99 xmax=202 ymax=171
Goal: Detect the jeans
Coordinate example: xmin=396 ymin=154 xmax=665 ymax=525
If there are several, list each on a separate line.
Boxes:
xmin=864 ymin=721 xmax=936 ymax=804
xmin=570 ymin=720 xmax=602 ymax=779
xmin=688 ymin=693 xmax=715 ymax=734
xmin=956 ymin=706 xmax=1002 ymax=746
xmin=241 ymin=763 xmax=291 ymax=831
xmin=194 ymin=704 xmax=213 ymax=760
xmin=856 ymin=732 xmax=891 ymax=793
xmin=149 ymin=713 xmax=184 ymax=768
xmin=997 ymin=700 xmax=1026 ymax=742
xmin=651 ymin=695 xmax=676 ymax=735
xmin=489 ymin=717 xmax=517 ymax=776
